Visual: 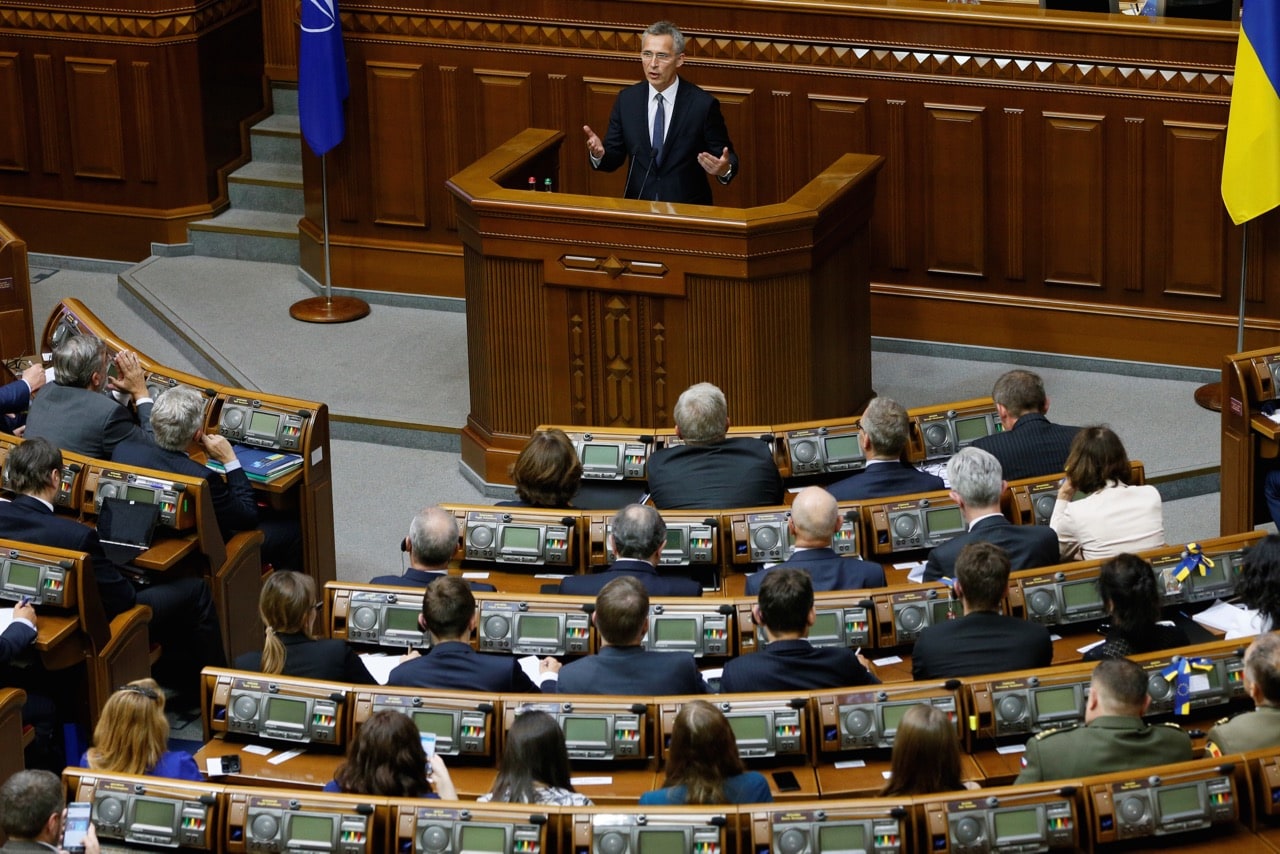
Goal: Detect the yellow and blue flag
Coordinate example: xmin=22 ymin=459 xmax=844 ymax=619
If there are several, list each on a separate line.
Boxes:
xmin=1222 ymin=3 xmax=1280 ymax=224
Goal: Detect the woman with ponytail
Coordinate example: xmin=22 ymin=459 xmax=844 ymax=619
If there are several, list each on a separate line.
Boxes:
xmin=234 ymin=570 xmax=376 ymax=683
xmin=1085 ymin=554 xmax=1189 ymax=661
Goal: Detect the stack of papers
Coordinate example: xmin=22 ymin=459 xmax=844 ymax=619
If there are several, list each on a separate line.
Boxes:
xmin=1191 ymin=599 xmax=1266 ymax=639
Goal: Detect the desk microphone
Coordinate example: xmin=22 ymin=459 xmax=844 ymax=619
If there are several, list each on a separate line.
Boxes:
xmin=637 ymin=146 xmax=658 ymax=201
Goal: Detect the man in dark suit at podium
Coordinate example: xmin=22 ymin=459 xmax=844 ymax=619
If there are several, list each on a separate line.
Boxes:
xmin=559 ymin=504 xmax=701 ymax=597
xmin=745 ymin=487 xmax=885 ymax=594
xmin=645 ymin=382 xmax=782 ymax=509
xmin=827 ymin=397 xmax=944 ymax=501
xmin=971 ymin=369 xmax=1080 ymax=481
xmin=583 ymin=21 xmax=738 ymax=205
xmin=923 ymin=447 xmax=1059 ymax=582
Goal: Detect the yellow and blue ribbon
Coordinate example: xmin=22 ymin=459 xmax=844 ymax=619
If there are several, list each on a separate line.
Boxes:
xmin=1173 ymin=543 xmax=1214 ymax=584
xmin=1162 ymin=657 xmax=1215 ymax=716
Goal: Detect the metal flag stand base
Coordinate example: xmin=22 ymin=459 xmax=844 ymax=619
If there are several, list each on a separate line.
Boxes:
xmin=291 ymin=152 xmax=369 ymax=324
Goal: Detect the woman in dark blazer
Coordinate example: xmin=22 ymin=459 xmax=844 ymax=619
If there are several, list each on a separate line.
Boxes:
xmin=234 ymin=570 xmax=376 ymax=684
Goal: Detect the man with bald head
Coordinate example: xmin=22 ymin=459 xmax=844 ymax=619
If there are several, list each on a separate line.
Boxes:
xmin=370 ymin=506 xmax=495 ymax=591
xmin=745 ymin=486 xmax=886 ymax=594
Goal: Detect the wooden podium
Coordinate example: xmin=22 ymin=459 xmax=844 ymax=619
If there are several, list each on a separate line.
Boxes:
xmin=448 ymin=129 xmax=883 ymax=484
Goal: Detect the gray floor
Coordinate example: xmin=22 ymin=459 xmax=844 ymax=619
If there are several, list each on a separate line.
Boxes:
xmin=29 ymin=254 xmax=1225 ymax=585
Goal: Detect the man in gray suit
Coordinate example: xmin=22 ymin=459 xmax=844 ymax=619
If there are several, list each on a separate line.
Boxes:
xmin=0 ymin=769 xmax=100 ymax=853
xmin=24 ymin=334 xmax=154 ymax=458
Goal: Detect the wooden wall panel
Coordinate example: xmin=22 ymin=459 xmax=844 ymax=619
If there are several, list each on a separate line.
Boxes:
xmin=34 ymin=55 xmax=57 ymax=175
xmin=131 ymin=61 xmax=156 ymax=183
xmin=1122 ymin=117 xmax=1144 ymax=292
xmin=581 ymin=78 xmax=627 ymax=199
xmin=474 ymin=70 xmax=531 ymax=157
xmin=1164 ymin=121 xmax=1226 ymax=299
xmin=0 ymin=54 xmax=25 ymax=172
xmin=885 ymin=99 xmax=909 ymax=271
xmin=366 ymin=62 xmax=428 ymax=228
xmin=1041 ymin=113 xmax=1104 ymax=287
xmin=808 ymin=94 xmax=868 ymax=189
xmin=924 ymin=104 xmax=986 ymax=277
xmin=65 ymin=58 xmax=124 ymax=180
xmin=1003 ymin=108 xmax=1024 ymax=281
xmin=467 ymin=255 xmax=550 ymax=434
xmin=706 ymin=87 xmax=751 ymax=209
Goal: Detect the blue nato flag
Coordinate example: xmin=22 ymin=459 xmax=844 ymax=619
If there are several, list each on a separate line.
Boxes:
xmin=299 ymin=0 xmax=349 ymax=156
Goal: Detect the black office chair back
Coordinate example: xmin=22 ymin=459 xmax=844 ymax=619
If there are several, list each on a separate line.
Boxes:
xmin=1157 ymin=0 xmax=1239 ymax=19
xmin=1041 ymin=0 xmax=1120 ymax=12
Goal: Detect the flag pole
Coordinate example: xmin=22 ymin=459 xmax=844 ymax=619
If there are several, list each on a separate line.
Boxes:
xmin=290 ymin=0 xmax=367 ymax=324
xmin=290 ymin=152 xmax=368 ymax=322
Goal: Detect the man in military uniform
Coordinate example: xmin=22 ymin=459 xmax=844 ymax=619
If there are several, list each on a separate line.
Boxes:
xmin=1206 ymin=633 xmax=1280 ymax=756
xmin=1016 ymin=658 xmax=1192 ymax=783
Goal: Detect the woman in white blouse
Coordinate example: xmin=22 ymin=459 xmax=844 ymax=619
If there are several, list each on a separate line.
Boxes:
xmin=1050 ymin=426 xmax=1164 ymax=561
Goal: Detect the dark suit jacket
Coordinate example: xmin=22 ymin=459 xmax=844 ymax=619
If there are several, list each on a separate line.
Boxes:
xmin=0 ymin=619 xmax=36 ymax=665
xmin=234 ymin=632 xmax=375 ymax=684
xmin=911 ymin=610 xmax=1053 ymax=680
xmin=595 ymin=79 xmax=738 ymax=205
xmin=646 ymin=437 xmax=782 ymax=510
xmin=112 ymin=439 xmax=258 ymax=540
xmin=558 ymin=559 xmax=702 ymax=597
xmin=827 ymin=460 xmax=945 ymax=501
xmin=367 ymin=568 xmax=496 ymax=592
xmin=970 ymin=413 xmax=1080 ymax=482
xmin=25 ymin=382 xmax=153 ymax=459
xmin=923 ymin=515 xmax=1060 ymax=582
xmin=0 ymin=494 xmax=135 ymax=619
xmin=719 ymin=639 xmax=878 ymax=693
xmin=386 ymin=640 xmax=543 ymax=693
xmin=556 ymin=645 xmax=708 ymax=696
xmin=745 ymin=548 xmax=886 ymax=595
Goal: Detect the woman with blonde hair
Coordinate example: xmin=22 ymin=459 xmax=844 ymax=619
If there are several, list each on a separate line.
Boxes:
xmin=640 ymin=700 xmax=772 ymax=805
xmin=233 ymin=570 xmax=375 ymax=683
xmin=325 ymin=710 xmax=456 ymax=799
xmin=880 ymin=704 xmax=978 ymax=796
xmin=79 ymin=679 xmax=202 ymax=781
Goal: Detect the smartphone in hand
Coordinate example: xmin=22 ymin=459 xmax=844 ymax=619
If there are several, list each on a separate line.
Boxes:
xmin=420 ymin=731 xmax=437 ymax=777
xmin=62 ymin=802 xmax=92 ymax=853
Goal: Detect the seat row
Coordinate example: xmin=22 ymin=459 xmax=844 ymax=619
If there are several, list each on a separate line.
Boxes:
xmin=62 ymin=749 xmax=1280 ymax=853
xmin=325 ymin=530 xmax=1261 ymax=660
xmin=197 ymin=631 xmax=1251 ymax=786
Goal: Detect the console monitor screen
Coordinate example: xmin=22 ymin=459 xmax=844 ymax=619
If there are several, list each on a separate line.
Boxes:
xmin=665 ymin=529 xmax=685 ymax=550
xmin=5 ymin=561 xmax=39 ymax=590
xmin=1061 ymin=580 xmax=1103 ymax=611
xmin=638 ymin=830 xmax=686 ymax=854
xmin=499 ymin=526 xmax=540 ymax=552
xmin=823 ymin=434 xmax=861 ymax=461
xmin=1157 ymin=785 xmax=1203 ymax=820
xmin=125 ymin=485 xmax=156 ymax=503
xmin=818 ymin=824 xmax=866 ymax=852
xmin=132 ymin=799 xmax=176 ymax=830
xmin=1032 ymin=686 xmax=1078 ymax=717
xmin=384 ymin=607 xmax=421 ymax=632
xmin=249 ymin=410 xmax=282 ymax=436
xmin=653 ymin=618 xmax=697 ymax=643
xmin=289 ymin=815 xmax=333 ymax=844
xmin=924 ymin=506 xmax=963 ymax=535
xmin=582 ymin=444 xmax=620 ymax=468
xmin=994 ymin=808 xmax=1040 ymax=844
xmin=812 ymin=611 xmax=840 ymax=638
xmin=562 ymin=716 xmax=609 ymax=745
xmin=881 ymin=703 xmax=911 ymax=735
xmin=458 ymin=825 xmax=507 ymax=853
xmin=954 ymin=416 xmax=991 ymax=443
xmin=727 ymin=714 xmax=769 ymax=742
xmin=517 ymin=614 xmax=559 ymax=640
xmin=266 ymin=696 xmax=307 ymax=727
xmin=412 ymin=710 xmax=454 ymax=739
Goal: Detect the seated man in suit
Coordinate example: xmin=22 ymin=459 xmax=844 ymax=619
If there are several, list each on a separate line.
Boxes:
xmin=923 ymin=447 xmax=1059 ymax=582
xmin=113 ymin=386 xmax=304 ymax=570
xmin=370 ymin=506 xmax=494 ymax=591
xmin=24 ymin=334 xmax=155 ymax=459
xmin=646 ymin=382 xmax=782 ymax=510
xmin=0 ymin=438 xmax=224 ymax=701
xmin=0 ymin=598 xmax=59 ymax=771
xmin=557 ymin=576 xmax=708 ymax=695
xmin=912 ymin=542 xmax=1053 ymax=680
xmin=971 ymin=369 xmax=1080 ymax=482
xmin=745 ymin=487 xmax=885 ymax=594
xmin=0 ymin=770 xmax=101 ymax=854
xmin=1206 ymin=633 xmax=1280 ymax=756
xmin=827 ymin=397 xmax=944 ymax=500
xmin=387 ymin=576 xmax=558 ymax=692
xmin=1017 ymin=658 xmax=1192 ymax=783
xmin=559 ymin=504 xmax=701 ymax=596
xmin=721 ymin=568 xmax=877 ymax=692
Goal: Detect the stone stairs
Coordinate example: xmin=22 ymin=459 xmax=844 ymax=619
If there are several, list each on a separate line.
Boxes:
xmin=187 ymin=86 xmax=302 ymax=264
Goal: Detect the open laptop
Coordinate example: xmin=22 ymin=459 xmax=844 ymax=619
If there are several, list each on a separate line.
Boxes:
xmin=97 ymin=497 xmax=162 ymax=567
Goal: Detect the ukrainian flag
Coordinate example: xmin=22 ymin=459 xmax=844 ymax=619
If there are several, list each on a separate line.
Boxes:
xmin=1222 ymin=3 xmax=1280 ymax=225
